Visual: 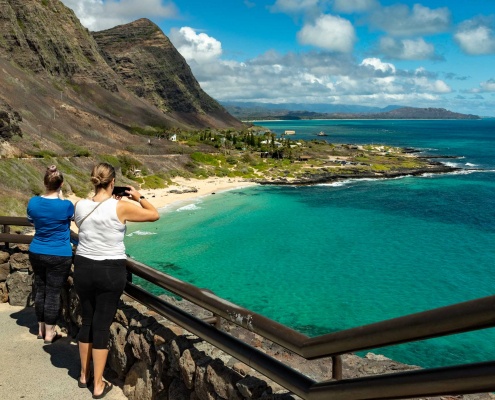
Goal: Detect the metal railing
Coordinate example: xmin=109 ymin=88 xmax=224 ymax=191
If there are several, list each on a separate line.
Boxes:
xmin=2 ymin=216 xmax=495 ymax=399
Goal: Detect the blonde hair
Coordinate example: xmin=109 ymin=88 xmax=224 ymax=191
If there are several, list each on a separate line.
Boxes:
xmin=44 ymin=165 xmax=63 ymax=191
xmin=91 ymin=162 xmax=115 ymax=189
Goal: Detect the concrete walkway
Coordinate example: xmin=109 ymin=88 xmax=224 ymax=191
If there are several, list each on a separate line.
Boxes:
xmin=0 ymin=303 xmax=127 ymax=400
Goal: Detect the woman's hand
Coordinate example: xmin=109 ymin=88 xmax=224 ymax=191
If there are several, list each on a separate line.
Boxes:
xmin=123 ymin=186 xmax=143 ymax=202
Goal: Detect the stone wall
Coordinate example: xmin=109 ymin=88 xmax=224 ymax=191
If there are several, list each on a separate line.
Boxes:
xmin=0 ymin=245 xmax=292 ymax=400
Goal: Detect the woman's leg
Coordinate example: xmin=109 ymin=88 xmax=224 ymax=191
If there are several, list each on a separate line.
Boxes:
xmin=78 ymin=341 xmax=93 ymax=385
xmin=43 ymin=255 xmax=72 ymax=342
xmin=91 ymin=260 xmax=127 ymax=396
xmin=74 ymin=256 xmax=97 ymax=384
xmin=29 ymin=252 xmax=47 ymax=337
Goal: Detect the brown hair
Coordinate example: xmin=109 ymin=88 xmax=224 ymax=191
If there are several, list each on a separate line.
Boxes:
xmin=44 ymin=165 xmax=63 ymax=191
xmin=90 ymin=162 xmax=115 ymax=189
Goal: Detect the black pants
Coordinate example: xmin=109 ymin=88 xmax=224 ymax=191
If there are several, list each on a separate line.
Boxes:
xmin=29 ymin=252 xmax=72 ymax=325
xmin=73 ymin=255 xmax=127 ymax=349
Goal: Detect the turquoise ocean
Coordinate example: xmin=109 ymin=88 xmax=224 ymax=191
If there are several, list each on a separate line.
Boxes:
xmin=125 ymin=119 xmax=495 ymax=369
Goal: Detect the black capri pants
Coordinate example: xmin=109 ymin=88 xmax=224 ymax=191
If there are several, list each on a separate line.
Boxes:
xmin=73 ymin=255 xmax=127 ymax=349
xmin=29 ymin=252 xmax=72 ymax=325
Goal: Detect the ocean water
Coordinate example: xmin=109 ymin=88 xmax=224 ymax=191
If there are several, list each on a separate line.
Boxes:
xmin=125 ymin=119 xmax=495 ymax=369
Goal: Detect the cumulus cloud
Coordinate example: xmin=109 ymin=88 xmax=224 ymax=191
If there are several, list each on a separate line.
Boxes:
xmin=180 ymin=47 xmax=453 ymax=109
xmin=379 ymin=37 xmax=439 ymax=60
xmin=333 ymin=0 xmax=378 ymax=14
xmin=270 ymin=0 xmax=322 ymax=14
xmin=454 ymin=18 xmax=495 ymax=55
xmin=369 ymin=3 xmax=451 ymax=36
xmin=297 ymin=14 xmax=356 ymax=52
xmin=470 ymin=79 xmax=495 ymax=93
xmin=360 ymin=58 xmax=396 ymax=74
xmin=60 ymin=0 xmax=178 ymax=31
xmin=168 ymin=27 xmax=222 ymax=63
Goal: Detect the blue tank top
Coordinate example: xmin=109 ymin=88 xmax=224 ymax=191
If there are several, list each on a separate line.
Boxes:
xmin=27 ymin=196 xmax=74 ymax=257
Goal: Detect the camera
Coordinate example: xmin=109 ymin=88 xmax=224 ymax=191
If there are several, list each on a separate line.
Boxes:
xmin=112 ymin=186 xmax=129 ymax=197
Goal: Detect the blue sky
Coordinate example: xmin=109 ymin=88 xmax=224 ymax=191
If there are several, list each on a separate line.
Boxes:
xmin=60 ymin=0 xmax=495 ymax=116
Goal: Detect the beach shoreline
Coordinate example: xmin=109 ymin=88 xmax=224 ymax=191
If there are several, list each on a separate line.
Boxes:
xmin=67 ymin=176 xmax=258 ymax=211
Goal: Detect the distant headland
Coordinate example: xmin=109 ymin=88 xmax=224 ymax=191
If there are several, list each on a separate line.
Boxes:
xmin=223 ymin=104 xmax=481 ymax=121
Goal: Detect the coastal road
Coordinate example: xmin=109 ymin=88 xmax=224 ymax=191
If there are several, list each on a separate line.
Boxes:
xmin=0 ymin=302 xmax=127 ymax=400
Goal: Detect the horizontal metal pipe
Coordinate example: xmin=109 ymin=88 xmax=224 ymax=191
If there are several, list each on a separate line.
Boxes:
xmin=303 ymin=295 xmax=495 ymax=358
xmin=127 ymin=259 xmax=495 ymax=360
xmin=124 ymin=282 xmax=315 ymax=398
xmin=126 ymin=259 xmax=308 ymax=353
xmin=308 ymin=361 xmax=495 ymax=400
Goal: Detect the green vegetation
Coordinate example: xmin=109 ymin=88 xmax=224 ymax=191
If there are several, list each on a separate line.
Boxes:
xmin=0 ymin=125 xmax=441 ymax=216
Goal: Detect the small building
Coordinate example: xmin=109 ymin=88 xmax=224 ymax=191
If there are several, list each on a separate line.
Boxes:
xmin=299 ymin=155 xmax=311 ymax=161
xmin=169 ymin=134 xmax=177 ymax=142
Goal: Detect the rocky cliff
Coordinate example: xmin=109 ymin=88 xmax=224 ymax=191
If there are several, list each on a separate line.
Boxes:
xmin=92 ymin=19 xmax=242 ymax=129
xmin=0 ymin=0 xmax=242 ymax=152
xmin=0 ymin=0 xmax=119 ymax=90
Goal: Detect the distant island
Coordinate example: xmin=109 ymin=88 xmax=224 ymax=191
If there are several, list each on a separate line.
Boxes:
xmin=224 ymin=105 xmax=481 ymax=121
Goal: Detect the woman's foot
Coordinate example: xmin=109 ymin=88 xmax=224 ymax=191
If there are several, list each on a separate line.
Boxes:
xmin=43 ymin=324 xmax=60 ymax=344
xmin=37 ymin=322 xmax=45 ymax=339
xmin=78 ymin=373 xmax=93 ymax=388
xmin=92 ymin=381 xmax=112 ymax=399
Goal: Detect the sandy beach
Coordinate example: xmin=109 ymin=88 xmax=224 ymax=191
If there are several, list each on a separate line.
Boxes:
xmin=68 ymin=176 xmax=258 ymax=210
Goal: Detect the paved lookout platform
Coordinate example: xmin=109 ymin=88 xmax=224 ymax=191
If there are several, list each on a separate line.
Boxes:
xmin=0 ymin=302 xmax=127 ymax=400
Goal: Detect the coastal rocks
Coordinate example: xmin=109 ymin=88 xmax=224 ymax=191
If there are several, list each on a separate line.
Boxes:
xmin=0 ymin=282 xmax=8 ymax=303
xmin=6 ymin=270 xmax=32 ymax=306
xmin=0 ymin=248 xmax=33 ymax=306
xmin=0 ymin=263 xmax=9 ymax=281
xmin=9 ymin=252 xmax=31 ymax=272
xmin=168 ymin=187 xmax=198 ymax=194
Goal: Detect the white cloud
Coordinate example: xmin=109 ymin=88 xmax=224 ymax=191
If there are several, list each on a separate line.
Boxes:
xmin=270 ymin=0 xmax=322 ymax=14
xmin=369 ymin=3 xmax=451 ymax=36
xmin=360 ymin=58 xmax=396 ymax=74
xmin=470 ymin=79 xmax=495 ymax=93
xmin=60 ymin=0 xmax=178 ymax=31
xmin=297 ymin=14 xmax=356 ymax=52
xmin=333 ymin=0 xmax=378 ymax=14
xmin=379 ymin=37 xmax=437 ymax=60
xmin=169 ymin=27 xmax=222 ymax=63
xmin=454 ymin=18 xmax=495 ymax=55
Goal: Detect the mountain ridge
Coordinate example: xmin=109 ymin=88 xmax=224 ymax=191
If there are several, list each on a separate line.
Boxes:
xmin=223 ymin=102 xmax=480 ymax=120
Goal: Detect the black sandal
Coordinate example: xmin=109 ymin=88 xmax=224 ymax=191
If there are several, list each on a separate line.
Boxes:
xmin=78 ymin=374 xmax=93 ymax=388
xmin=92 ymin=382 xmax=113 ymax=399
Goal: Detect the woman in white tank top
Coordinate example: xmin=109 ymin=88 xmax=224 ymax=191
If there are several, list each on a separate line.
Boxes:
xmin=73 ymin=162 xmax=159 ymax=399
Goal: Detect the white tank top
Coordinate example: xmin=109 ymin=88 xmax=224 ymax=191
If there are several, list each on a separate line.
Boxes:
xmin=75 ymin=198 xmax=127 ymax=260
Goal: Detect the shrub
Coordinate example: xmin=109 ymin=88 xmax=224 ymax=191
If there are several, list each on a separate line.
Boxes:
xmin=142 ymin=175 xmax=166 ymax=189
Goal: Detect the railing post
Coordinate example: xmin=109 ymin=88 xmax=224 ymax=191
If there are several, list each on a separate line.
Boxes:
xmin=4 ymin=223 xmax=10 ymax=249
xmin=332 ymin=355 xmax=343 ymax=380
xmin=214 ymin=314 xmax=222 ymax=329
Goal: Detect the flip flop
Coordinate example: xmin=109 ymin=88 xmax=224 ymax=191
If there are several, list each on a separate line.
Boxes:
xmin=37 ymin=334 xmax=43 ymax=340
xmin=78 ymin=375 xmax=93 ymax=389
xmin=43 ymin=332 xmax=61 ymax=344
xmin=92 ymin=382 xmax=113 ymax=399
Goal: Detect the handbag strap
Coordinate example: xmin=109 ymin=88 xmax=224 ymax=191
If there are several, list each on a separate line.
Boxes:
xmin=76 ymin=197 xmax=110 ymax=228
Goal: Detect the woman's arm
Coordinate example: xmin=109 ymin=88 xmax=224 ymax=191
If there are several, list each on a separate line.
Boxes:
xmin=116 ymin=186 xmax=160 ymax=223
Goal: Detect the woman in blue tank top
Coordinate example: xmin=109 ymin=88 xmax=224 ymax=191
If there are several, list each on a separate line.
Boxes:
xmin=27 ymin=165 xmax=74 ymax=344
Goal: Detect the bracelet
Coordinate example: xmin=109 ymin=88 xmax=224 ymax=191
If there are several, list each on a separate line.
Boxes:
xmin=139 ymin=196 xmax=146 ymax=204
